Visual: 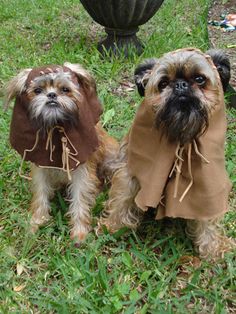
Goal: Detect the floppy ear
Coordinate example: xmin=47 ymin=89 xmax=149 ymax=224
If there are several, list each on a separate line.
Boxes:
xmin=206 ymin=49 xmax=231 ymax=92
xmin=64 ymin=62 xmax=102 ymax=123
xmin=3 ymin=68 xmax=32 ymax=110
xmin=134 ymin=58 xmax=158 ymax=97
xmin=64 ymin=62 xmax=96 ymax=91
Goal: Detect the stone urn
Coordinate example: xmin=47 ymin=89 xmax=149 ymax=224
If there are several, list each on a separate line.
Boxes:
xmin=80 ymin=0 xmax=164 ymax=56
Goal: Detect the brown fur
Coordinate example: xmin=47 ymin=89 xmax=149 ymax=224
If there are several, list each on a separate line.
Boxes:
xmin=99 ymin=49 xmax=234 ymax=259
xmin=29 ymin=123 xmax=118 ymax=243
xmin=5 ymin=64 xmax=118 ymax=244
xmin=99 ymin=136 xmax=234 ymax=260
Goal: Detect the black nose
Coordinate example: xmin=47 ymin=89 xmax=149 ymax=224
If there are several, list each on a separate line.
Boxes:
xmin=47 ymin=92 xmax=57 ymax=99
xmin=174 ymin=80 xmax=189 ymax=95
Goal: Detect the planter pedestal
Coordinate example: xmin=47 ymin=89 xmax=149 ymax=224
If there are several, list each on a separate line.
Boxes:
xmin=98 ymin=27 xmax=143 ymax=56
xmin=80 ymin=0 xmax=164 ymax=56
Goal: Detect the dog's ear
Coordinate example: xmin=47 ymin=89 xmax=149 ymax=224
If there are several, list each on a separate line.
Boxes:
xmin=3 ymin=68 xmax=32 ymax=110
xmin=134 ymin=58 xmax=158 ymax=96
xmin=64 ymin=62 xmax=102 ymax=122
xmin=64 ymin=62 xmax=96 ymax=91
xmin=206 ymin=49 xmax=231 ymax=92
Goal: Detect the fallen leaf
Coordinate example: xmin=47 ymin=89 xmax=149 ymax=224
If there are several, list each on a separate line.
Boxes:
xmin=13 ymin=284 xmax=26 ymax=292
xmin=16 ymin=263 xmax=25 ymax=276
xmin=121 ymin=81 xmax=135 ymax=88
xmin=179 ymin=255 xmax=201 ymax=268
xmin=42 ymin=43 xmax=51 ymax=51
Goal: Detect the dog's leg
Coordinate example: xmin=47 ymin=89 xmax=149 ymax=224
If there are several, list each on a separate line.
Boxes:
xmin=30 ymin=166 xmax=53 ymax=232
xmin=94 ymin=124 xmax=119 ymax=182
xmin=186 ymin=219 xmax=234 ymax=259
xmin=68 ymin=163 xmax=100 ymax=244
xmin=99 ymin=165 xmax=142 ymax=233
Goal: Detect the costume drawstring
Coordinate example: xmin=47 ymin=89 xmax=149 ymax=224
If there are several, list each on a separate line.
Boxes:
xmin=20 ymin=126 xmax=80 ymax=181
xmin=19 ymin=129 xmax=40 ymax=180
xmin=45 ymin=128 xmax=55 ymax=162
xmin=169 ymin=143 xmax=185 ymax=198
xmin=40 ymin=126 xmax=80 ymax=181
xmin=169 ymin=140 xmax=210 ymax=202
xmin=178 ymin=143 xmax=193 ymax=202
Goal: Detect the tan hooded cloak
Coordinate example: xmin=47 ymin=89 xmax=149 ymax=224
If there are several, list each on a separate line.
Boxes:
xmin=10 ymin=65 xmax=102 ymax=178
xmin=127 ymin=50 xmax=232 ymax=221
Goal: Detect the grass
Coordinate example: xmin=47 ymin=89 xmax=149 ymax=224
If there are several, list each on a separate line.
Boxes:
xmin=0 ymin=0 xmax=235 ymax=313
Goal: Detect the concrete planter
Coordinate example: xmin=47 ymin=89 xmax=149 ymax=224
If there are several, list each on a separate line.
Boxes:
xmin=80 ymin=0 xmax=164 ymax=56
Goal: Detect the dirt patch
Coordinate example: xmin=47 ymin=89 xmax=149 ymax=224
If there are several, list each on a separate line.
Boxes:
xmin=208 ymin=0 xmax=236 ymax=89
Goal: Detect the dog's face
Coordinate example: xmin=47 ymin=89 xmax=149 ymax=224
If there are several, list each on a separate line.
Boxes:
xmin=135 ymin=49 xmax=225 ymax=144
xmin=27 ymin=70 xmax=81 ymax=128
xmin=4 ymin=63 xmax=96 ymax=129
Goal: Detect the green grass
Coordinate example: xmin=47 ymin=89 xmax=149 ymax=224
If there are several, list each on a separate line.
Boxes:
xmin=0 ymin=0 xmax=235 ymax=313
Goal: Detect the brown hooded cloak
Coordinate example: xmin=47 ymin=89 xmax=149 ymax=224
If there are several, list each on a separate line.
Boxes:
xmin=10 ymin=65 xmax=102 ymax=179
xmin=127 ymin=50 xmax=232 ymax=221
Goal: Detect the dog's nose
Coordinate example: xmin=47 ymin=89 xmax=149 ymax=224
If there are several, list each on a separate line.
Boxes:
xmin=47 ymin=92 xmax=57 ymax=99
xmin=174 ymin=80 xmax=189 ymax=95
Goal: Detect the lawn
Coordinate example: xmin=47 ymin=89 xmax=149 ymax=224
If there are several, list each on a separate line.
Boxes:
xmin=0 ymin=0 xmax=235 ymax=313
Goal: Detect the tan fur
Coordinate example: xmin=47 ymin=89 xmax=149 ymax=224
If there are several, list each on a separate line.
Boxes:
xmin=6 ymin=64 xmax=119 ymax=244
xmin=99 ymin=49 xmax=233 ymax=259
xmin=100 ymin=145 xmax=233 ymax=258
xmin=3 ymin=68 xmax=32 ymax=109
xmin=64 ymin=62 xmax=96 ymax=90
xmin=30 ymin=123 xmax=118 ymax=243
xmin=99 ymin=137 xmax=142 ymax=233
xmin=186 ymin=219 xmax=235 ymax=259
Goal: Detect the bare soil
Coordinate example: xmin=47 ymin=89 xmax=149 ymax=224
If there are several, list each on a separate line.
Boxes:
xmin=208 ymin=0 xmax=236 ymax=89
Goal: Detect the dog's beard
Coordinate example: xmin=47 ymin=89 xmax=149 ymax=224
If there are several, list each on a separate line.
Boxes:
xmin=155 ymin=93 xmax=209 ymax=145
xmin=29 ymin=95 xmax=78 ymax=129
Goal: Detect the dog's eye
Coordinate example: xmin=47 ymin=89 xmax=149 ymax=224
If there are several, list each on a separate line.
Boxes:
xmin=194 ymin=75 xmax=206 ymax=86
xmin=158 ymin=79 xmax=169 ymax=91
xmin=34 ymin=88 xmax=43 ymax=94
xmin=61 ymin=87 xmax=70 ymax=93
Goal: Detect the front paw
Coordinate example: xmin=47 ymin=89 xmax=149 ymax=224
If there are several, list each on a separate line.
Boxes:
xmin=95 ymin=218 xmax=121 ymax=235
xmin=70 ymin=224 xmax=92 ymax=246
xmin=198 ymin=235 xmax=235 ymax=260
xmin=30 ymin=212 xmax=52 ymax=233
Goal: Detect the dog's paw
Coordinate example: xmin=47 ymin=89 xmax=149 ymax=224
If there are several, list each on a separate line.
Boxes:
xmin=95 ymin=218 xmax=121 ymax=235
xmin=198 ymin=235 xmax=235 ymax=260
xmin=214 ymin=236 xmax=236 ymax=259
xmin=70 ymin=224 xmax=92 ymax=246
xmin=94 ymin=221 xmax=107 ymax=236
xmin=30 ymin=223 xmax=39 ymax=234
xmin=29 ymin=212 xmax=51 ymax=233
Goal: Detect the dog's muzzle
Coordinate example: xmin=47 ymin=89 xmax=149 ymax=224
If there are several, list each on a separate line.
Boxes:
xmin=46 ymin=101 xmax=59 ymax=107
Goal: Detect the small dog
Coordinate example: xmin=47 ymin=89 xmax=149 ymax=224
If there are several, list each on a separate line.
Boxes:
xmin=5 ymin=63 xmax=118 ymax=244
xmin=100 ymin=48 xmax=233 ymax=259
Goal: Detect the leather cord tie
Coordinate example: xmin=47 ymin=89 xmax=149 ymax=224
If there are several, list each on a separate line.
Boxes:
xmin=19 ymin=126 xmax=80 ymax=181
xmin=169 ymin=140 xmax=210 ymax=202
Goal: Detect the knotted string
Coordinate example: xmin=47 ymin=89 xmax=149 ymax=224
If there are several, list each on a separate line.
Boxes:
xmin=169 ymin=140 xmax=210 ymax=202
xmin=19 ymin=126 xmax=80 ymax=181
xmin=169 ymin=142 xmax=185 ymax=198
xmin=19 ymin=129 xmax=40 ymax=180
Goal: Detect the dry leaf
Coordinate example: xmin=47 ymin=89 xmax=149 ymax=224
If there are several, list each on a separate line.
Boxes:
xmin=120 ymin=81 xmax=135 ymax=92
xmin=16 ymin=263 xmax=25 ymax=276
xmin=13 ymin=284 xmax=26 ymax=292
xmin=179 ymin=255 xmax=201 ymax=268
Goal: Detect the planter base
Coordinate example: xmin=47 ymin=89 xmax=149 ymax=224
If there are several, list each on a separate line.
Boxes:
xmin=98 ymin=27 xmax=143 ymax=57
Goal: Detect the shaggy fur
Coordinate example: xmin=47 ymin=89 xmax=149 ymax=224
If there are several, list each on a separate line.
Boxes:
xmin=29 ymin=125 xmax=118 ymax=242
xmin=5 ymin=64 xmax=118 ymax=244
xmin=99 ymin=49 xmax=233 ymax=259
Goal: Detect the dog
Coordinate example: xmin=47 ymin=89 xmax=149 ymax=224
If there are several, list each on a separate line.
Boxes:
xmin=99 ymin=48 xmax=233 ymax=259
xmin=4 ymin=63 xmax=118 ymax=244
